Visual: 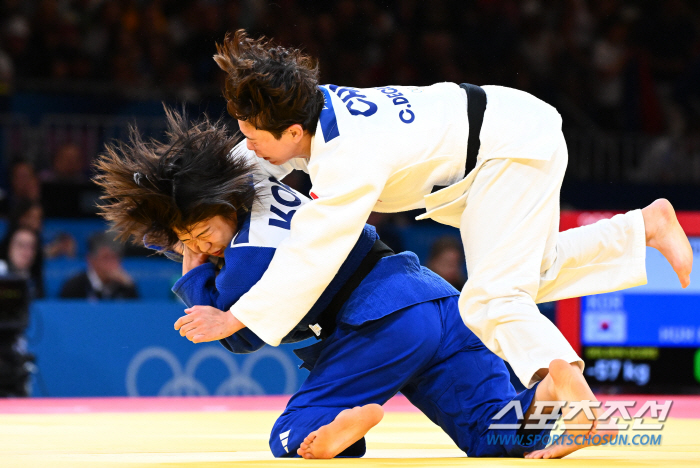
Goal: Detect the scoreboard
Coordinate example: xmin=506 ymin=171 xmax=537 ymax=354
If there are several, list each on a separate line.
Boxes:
xmin=556 ymin=211 xmax=700 ymax=393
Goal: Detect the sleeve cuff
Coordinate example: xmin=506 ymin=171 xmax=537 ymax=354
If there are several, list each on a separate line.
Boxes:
xmin=230 ymin=308 xmax=284 ymax=347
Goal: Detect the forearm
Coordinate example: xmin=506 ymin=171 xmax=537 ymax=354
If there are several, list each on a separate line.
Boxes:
xmin=230 ymin=198 xmax=376 ymax=345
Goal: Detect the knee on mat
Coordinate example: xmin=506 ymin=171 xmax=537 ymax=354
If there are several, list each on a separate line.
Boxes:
xmin=269 ymin=421 xmax=298 ymax=458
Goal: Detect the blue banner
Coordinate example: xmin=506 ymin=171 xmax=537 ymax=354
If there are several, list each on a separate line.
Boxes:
xmin=26 ymin=300 xmax=310 ymax=397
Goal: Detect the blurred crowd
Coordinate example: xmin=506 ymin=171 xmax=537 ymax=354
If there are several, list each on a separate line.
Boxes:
xmin=0 ymin=0 xmax=699 ymax=302
xmin=0 ymin=139 xmax=141 ymax=301
xmin=0 ymin=0 xmax=698 ymax=135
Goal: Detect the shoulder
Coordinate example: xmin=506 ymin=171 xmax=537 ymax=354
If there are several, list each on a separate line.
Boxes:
xmin=313 ymin=83 xmax=464 ymax=155
xmin=59 ymin=271 xmax=90 ymax=296
xmin=64 ymin=271 xmax=89 ymax=284
xmin=231 ymin=177 xmax=310 ymax=249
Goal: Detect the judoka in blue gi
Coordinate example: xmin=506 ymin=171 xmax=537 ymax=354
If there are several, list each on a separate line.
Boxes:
xmin=94 ymin=108 xmax=613 ymax=460
xmin=172 ymin=175 xmax=556 ymax=459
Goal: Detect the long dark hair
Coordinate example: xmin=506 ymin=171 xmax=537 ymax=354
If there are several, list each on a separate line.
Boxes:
xmin=214 ymin=29 xmax=324 ymax=138
xmin=0 ymin=225 xmax=44 ymax=299
xmin=93 ymin=107 xmax=258 ymax=250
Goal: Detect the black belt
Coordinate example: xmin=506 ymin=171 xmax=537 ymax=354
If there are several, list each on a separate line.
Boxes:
xmin=459 ymin=83 xmax=487 ymax=177
xmin=431 ymin=83 xmax=487 ymax=193
xmin=313 ymin=239 xmax=395 ymax=340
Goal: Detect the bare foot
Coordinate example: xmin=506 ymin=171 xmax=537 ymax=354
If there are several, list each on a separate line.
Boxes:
xmin=296 ymin=404 xmax=384 ymax=459
xmin=524 ymin=360 xmax=617 ymax=459
xmin=643 ymin=199 xmax=693 ymax=288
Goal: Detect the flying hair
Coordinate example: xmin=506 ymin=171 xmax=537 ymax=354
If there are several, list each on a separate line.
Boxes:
xmin=214 ymin=29 xmax=324 ymax=138
xmin=93 ymin=107 xmax=258 ymax=250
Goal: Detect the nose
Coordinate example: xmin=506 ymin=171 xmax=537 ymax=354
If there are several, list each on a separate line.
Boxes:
xmin=246 ymin=139 xmax=255 ymax=151
xmin=198 ymin=240 xmax=213 ymax=254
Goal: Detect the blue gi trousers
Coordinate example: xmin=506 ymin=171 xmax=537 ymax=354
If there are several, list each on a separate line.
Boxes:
xmin=270 ymin=295 xmax=549 ymax=458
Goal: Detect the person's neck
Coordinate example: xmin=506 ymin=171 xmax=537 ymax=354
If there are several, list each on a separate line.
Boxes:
xmin=10 ymin=265 xmax=31 ymax=278
xmin=298 ymin=132 xmax=313 ymax=158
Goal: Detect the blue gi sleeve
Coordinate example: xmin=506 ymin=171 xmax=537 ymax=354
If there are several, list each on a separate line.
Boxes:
xmin=214 ymin=246 xmax=275 ymax=298
xmin=171 ymin=246 xmax=277 ymax=354
xmin=215 ymin=247 xmax=277 ymax=354
xmin=172 ymin=263 xmax=218 ymax=307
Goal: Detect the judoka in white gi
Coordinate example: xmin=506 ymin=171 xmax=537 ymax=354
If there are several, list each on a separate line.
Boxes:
xmin=205 ymin=31 xmax=692 ymax=459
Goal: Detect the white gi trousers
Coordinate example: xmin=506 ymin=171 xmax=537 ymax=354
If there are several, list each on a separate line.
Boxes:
xmin=459 ymin=131 xmax=647 ymax=388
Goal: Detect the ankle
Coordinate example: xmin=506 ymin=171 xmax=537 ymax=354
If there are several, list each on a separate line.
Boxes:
xmin=642 ymin=199 xmax=674 ymax=245
xmin=641 ymin=204 xmax=656 ymax=244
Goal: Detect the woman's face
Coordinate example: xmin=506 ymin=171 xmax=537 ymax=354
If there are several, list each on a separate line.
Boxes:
xmin=173 ymin=215 xmax=237 ymax=258
xmin=428 ymin=248 xmax=463 ymax=284
xmin=20 ymin=205 xmax=43 ymax=231
xmin=9 ymin=229 xmax=38 ymax=272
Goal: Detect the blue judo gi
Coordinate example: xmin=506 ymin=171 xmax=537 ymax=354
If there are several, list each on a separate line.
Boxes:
xmin=172 ymin=177 xmax=550 ymax=458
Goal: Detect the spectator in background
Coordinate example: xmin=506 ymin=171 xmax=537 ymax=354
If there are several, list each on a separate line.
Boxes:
xmin=39 ymin=142 xmax=100 ymax=218
xmin=3 ymin=200 xmax=47 ymax=294
xmin=0 ymin=226 xmax=44 ymax=299
xmin=591 ymin=18 xmax=630 ymax=130
xmin=0 ymin=0 xmax=698 ymax=189
xmin=426 ymin=236 xmax=467 ymax=291
xmin=8 ymin=198 xmax=43 ymax=232
xmin=59 ymin=232 xmax=138 ymax=300
xmin=44 ymin=232 xmax=77 ymax=259
xmin=9 ymin=160 xmax=40 ymax=205
xmin=40 ymin=142 xmax=88 ymax=183
xmin=0 ymin=160 xmax=40 ymax=216
xmin=5 ymin=197 xmax=78 ymax=269
xmin=1 ymin=14 xmax=27 ymax=91
xmin=1 ymin=1 xmax=699 ymax=134
xmin=0 ymin=44 xmax=12 ymax=95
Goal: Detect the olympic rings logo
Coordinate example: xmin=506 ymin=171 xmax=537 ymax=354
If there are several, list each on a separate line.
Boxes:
xmin=125 ymin=345 xmax=299 ymax=396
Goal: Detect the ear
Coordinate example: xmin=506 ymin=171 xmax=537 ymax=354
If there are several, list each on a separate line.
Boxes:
xmin=286 ymin=124 xmax=305 ymax=142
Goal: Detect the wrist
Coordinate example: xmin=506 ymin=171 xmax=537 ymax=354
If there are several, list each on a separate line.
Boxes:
xmin=228 ymin=310 xmax=246 ymax=334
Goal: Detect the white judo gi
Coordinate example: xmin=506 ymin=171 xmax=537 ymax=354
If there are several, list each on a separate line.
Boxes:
xmin=232 ymin=82 xmax=647 ymax=387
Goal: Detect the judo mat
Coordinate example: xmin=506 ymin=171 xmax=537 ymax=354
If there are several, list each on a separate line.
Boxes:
xmin=2 ymin=394 xmax=699 ymax=468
